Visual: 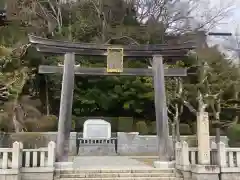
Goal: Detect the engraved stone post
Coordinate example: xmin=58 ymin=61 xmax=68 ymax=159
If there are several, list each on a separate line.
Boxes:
xmin=56 ymin=53 xmax=75 ymax=162
xmin=197 ymin=112 xmax=210 ymax=164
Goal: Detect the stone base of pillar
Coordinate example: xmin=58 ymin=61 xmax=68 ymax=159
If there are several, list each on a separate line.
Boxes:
xmin=191 ymin=165 xmax=220 ymax=180
xmin=153 ymin=161 xmax=175 ymax=169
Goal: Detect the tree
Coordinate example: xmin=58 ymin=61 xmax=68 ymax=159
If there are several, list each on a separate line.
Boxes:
xmin=135 ymin=0 xmax=234 ymax=33
xmin=179 ymin=47 xmax=240 ymax=138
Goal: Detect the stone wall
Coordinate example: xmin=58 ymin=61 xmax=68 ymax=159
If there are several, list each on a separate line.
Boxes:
xmin=117 ymin=132 xmax=229 ymax=155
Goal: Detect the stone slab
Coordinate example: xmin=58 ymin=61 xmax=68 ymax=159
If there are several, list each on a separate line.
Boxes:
xmin=83 ymin=119 xmax=111 ymax=139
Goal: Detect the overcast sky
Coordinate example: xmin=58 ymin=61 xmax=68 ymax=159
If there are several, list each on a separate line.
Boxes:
xmin=206 ymin=0 xmax=240 ymax=58
xmin=214 ymin=0 xmax=240 ymax=32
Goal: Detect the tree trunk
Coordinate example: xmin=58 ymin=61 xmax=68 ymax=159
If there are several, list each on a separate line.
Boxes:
xmin=171 ymin=122 xmax=176 ymax=159
xmin=13 ymin=113 xmax=20 ymax=133
xmin=45 ymin=76 xmax=50 ymax=115
xmin=215 ymin=99 xmax=221 ymax=165
xmin=234 ymin=89 xmax=239 ymax=123
xmin=175 ymin=103 xmax=180 ymax=142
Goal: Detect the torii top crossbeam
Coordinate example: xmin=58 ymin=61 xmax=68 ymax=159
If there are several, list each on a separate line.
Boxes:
xmin=28 ymin=35 xmax=196 ymax=58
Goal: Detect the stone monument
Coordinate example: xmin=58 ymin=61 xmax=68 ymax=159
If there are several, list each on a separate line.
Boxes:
xmin=83 ymin=119 xmax=111 ymax=139
xmin=78 ymin=119 xmax=116 ymax=155
xmin=197 ymin=112 xmax=210 ymax=164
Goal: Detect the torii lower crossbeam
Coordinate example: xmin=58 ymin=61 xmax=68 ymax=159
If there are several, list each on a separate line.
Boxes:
xmin=39 ymin=65 xmax=187 ymax=76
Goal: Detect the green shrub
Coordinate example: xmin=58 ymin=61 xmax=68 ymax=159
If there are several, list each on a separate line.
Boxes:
xmin=179 ymin=123 xmax=192 ymax=135
xmin=150 ymin=121 xmax=156 ymax=134
xmin=118 ymin=117 xmax=133 ymax=132
xmin=192 ymin=122 xmax=197 ymax=134
xmin=10 ymin=132 xmax=47 ymax=148
xmin=106 ymin=117 xmax=118 ymax=132
xmin=227 ymin=124 xmax=240 ymax=147
xmin=25 ymin=115 xmax=58 ymax=132
xmin=135 ymin=121 xmax=148 ymax=135
xmin=38 ymin=115 xmax=58 ymax=131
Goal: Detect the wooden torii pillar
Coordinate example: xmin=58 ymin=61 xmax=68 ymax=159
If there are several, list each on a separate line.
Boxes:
xmin=28 ymin=35 xmax=195 ymax=163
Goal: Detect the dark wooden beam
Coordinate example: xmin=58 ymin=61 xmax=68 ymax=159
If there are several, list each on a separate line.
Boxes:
xmin=39 ymin=65 xmax=188 ymax=77
xmin=35 ymin=45 xmax=189 ymax=57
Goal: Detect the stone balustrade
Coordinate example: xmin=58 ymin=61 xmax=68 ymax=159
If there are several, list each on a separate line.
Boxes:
xmin=0 ymin=141 xmax=56 ymax=180
xmin=176 ymin=141 xmax=240 ymax=180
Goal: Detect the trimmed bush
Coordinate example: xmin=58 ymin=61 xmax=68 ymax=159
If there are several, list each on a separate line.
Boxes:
xmin=179 ymin=123 xmax=192 ymax=135
xmin=227 ymin=124 xmax=240 ymax=147
xmin=106 ymin=117 xmax=119 ymax=132
xmin=135 ymin=121 xmax=148 ymax=135
xmin=10 ymin=132 xmax=47 ymax=148
xmin=192 ymin=122 xmax=197 ymax=134
xmin=118 ymin=117 xmax=133 ymax=132
xmin=150 ymin=121 xmax=156 ymax=134
xmin=37 ymin=115 xmax=58 ymax=132
xmin=25 ymin=115 xmax=58 ymax=132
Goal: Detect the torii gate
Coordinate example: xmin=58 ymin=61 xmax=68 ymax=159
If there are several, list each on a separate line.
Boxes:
xmin=28 ymin=35 xmax=195 ymax=166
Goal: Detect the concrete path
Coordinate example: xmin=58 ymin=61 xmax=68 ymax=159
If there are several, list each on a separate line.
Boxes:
xmin=73 ymin=156 xmax=153 ymax=169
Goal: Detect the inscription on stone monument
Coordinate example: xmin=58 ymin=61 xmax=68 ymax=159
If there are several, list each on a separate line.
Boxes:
xmin=197 ymin=112 xmax=210 ymax=164
xmin=83 ymin=119 xmax=111 ymax=139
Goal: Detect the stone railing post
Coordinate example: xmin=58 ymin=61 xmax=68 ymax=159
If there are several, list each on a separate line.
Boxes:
xmin=181 ymin=141 xmax=190 ymax=169
xmin=175 ymin=142 xmax=181 ymax=166
xmin=218 ymin=142 xmax=227 ymax=167
xmin=48 ymin=141 xmax=56 ymax=167
xmin=12 ymin=141 xmax=22 ymax=169
xmin=19 ymin=142 xmax=23 ymax=167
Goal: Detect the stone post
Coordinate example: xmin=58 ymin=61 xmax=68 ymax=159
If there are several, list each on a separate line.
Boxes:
xmin=197 ymin=112 xmax=210 ymax=164
xmin=180 ymin=141 xmax=191 ymax=180
xmin=48 ymin=141 xmax=56 ymax=167
xmin=175 ymin=142 xmax=181 ymax=166
xmin=19 ymin=142 xmax=23 ymax=168
xmin=12 ymin=141 xmax=21 ymax=169
xmin=69 ymin=132 xmax=77 ymax=156
xmin=152 ymin=55 xmax=174 ymax=169
xmin=218 ymin=142 xmax=227 ymax=167
xmin=56 ymin=53 xmax=75 ymax=161
xmin=181 ymin=141 xmax=190 ymax=169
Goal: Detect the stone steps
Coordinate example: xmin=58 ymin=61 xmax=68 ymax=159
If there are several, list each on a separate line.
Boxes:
xmin=60 ymin=173 xmax=175 ymax=178
xmin=55 ymin=169 xmax=180 ymax=180
xmin=58 ymin=177 xmax=179 ymax=180
xmin=58 ymin=169 xmax=175 ymax=173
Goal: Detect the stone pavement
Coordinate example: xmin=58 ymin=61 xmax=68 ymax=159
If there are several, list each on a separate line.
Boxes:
xmin=73 ymin=156 xmax=153 ymax=169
